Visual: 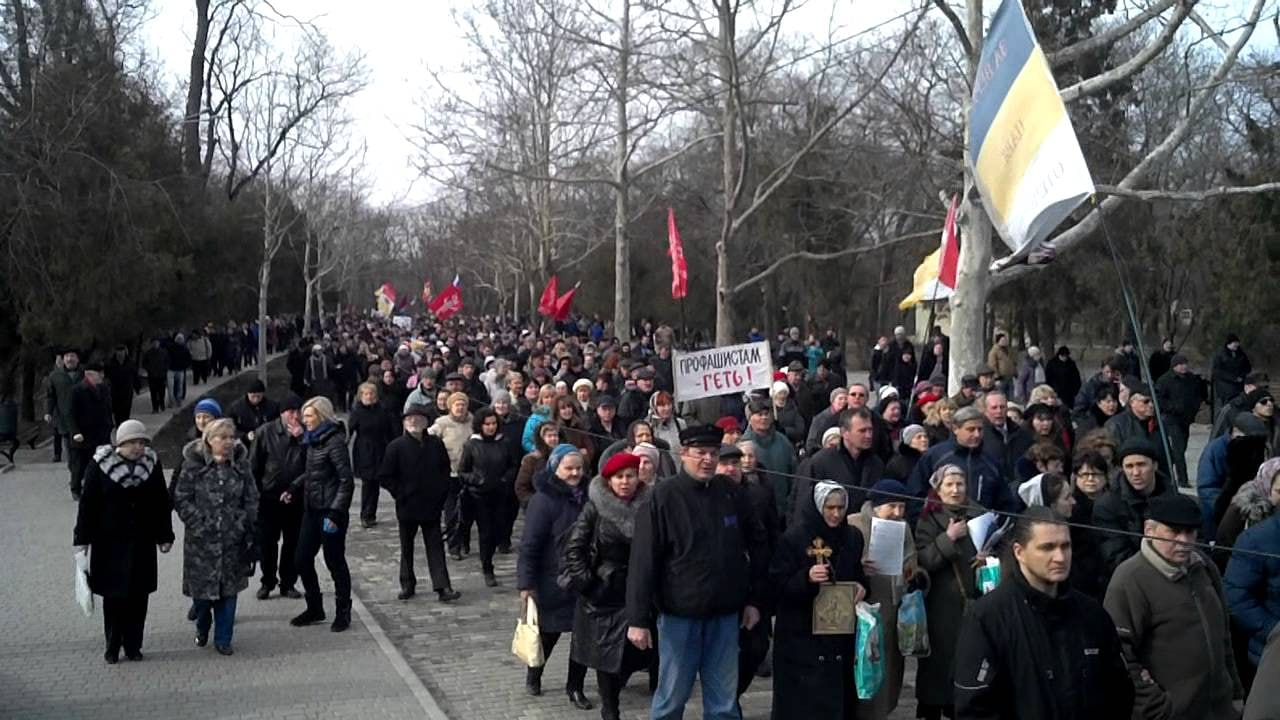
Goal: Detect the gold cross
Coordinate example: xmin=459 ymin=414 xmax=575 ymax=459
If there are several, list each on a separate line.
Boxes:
xmin=807 ymin=538 xmax=833 ymax=566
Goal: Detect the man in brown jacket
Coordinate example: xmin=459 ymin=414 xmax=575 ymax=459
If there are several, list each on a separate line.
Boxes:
xmin=1104 ymin=493 xmax=1243 ymax=720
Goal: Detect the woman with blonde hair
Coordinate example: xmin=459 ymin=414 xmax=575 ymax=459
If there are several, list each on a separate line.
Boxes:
xmin=173 ymin=418 xmax=258 ymax=655
xmin=283 ymin=396 xmax=355 ymax=632
xmin=923 ymin=398 xmax=957 ymax=446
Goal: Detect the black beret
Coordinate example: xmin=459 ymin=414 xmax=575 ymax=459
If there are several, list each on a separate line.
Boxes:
xmin=1145 ymin=494 xmax=1200 ymax=530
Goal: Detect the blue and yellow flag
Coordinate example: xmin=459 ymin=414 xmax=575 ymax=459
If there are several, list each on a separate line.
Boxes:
xmin=969 ymin=0 xmax=1093 ymax=258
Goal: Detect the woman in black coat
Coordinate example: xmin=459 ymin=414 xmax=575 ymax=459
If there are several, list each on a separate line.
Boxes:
xmin=349 ymin=382 xmax=396 ymax=529
xmin=560 ymin=453 xmax=655 ymax=720
xmin=769 ymin=480 xmax=868 ymax=720
xmin=73 ymin=420 xmax=174 ymax=664
xmin=516 ymin=443 xmax=591 ymax=709
xmin=458 ymin=408 xmax=517 ymax=585
xmin=285 ymin=396 xmax=355 ymax=633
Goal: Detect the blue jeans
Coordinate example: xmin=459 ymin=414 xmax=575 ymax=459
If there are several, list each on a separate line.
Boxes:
xmin=194 ymin=595 xmax=238 ymax=648
xmin=652 ymin=613 xmax=740 ymax=720
xmin=1198 ymin=487 xmax=1222 ymax=542
xmin=170 ymin=370 xmax=187 ymax=406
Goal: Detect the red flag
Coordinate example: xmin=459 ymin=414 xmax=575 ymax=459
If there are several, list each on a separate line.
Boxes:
xmin=667 ymin=208 xmax=688 ymax=299
xmin=421 ymin=279 xmax=433 ymax=307
xmin=537 ymin=275 xmax=559 ymax=317
xmin=428 ymin=284 xmax=463 ymax=321
xmin=938 ymin=194 xmax=960 ymax=290
xmin=552 ymin=284 xmax=578 ymax=322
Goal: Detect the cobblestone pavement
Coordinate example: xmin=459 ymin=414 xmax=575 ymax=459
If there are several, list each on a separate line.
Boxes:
xmin=0 ymin=365 xmax=430 ymax=720
xmin=346 ymin=488 xmax=919 ymax=720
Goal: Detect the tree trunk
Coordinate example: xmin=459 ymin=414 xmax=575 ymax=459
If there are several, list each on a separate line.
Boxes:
xmin=612 ymin=0 xmax=632 ymax=342
xmin=948 ymin=0 xmax=990 ymax=394
xmin=714 ymin=3 xmax=738 ymax=346
xmin=302 ymin=236 xmax=314 ymax=337
xmin=257 ymin=183 xmax=273 ymax=387
xmin=183 ymin=0 xmax=211 ymax=178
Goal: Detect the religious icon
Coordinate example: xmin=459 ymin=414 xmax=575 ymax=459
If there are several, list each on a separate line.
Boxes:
xmin=809 ymin=538 xmax=856 ymax=635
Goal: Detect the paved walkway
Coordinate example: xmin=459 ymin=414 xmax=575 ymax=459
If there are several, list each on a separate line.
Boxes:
xmin=0 ymin=362 xmax=431 ymax=720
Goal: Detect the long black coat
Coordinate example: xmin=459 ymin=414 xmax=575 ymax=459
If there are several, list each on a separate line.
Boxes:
xmin=73 ymin=447 xmax=174 ymax=598
xmin=914 ymin=504 xmax=981 ymax=708
xmin=347 ymin=401 xmax=395 ymax=479
xmin=378 ymin=432 xmax=452 ymax=521
xmin=562 ymin=477 xmax=653 ymax=673
xmin=517 ymin=470 xmax=586 ymax=633
xmin=769 ymin=496 xmax=867 ymax=720
xmin=69 ymin=381 xmax=114 ymax=447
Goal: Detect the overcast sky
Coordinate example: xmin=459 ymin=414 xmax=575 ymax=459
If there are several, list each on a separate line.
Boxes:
xmin=141 ymin=0 xmax=1271 ymax=206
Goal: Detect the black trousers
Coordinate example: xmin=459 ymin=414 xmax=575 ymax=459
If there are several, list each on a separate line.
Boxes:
xmin=102 ymin=594 xmax=149 ymax=655
xmin=470 ymin=492 xmax=501 ymax=574
xmin=296 ymin=510 xmax=351 ymax=601
xmin=192 ymin=359 xmax=210 ymax=385
xmin=596 ymin=644 xmax=652 ymax=717
xmin=111 ymin=392 xmax=132 ymax=424
xmin=68 ymin=445 xmax=91 ymax=495
xmin=398 ymin=507 xmax=452 ymax=592
xmin=52 ymin=430 xmax=63 ymax=461
xmin=444 ymin=476 xmax=468 ymax=553
xmin=531 ymin=631 xmax=587 ymax=692
xmin=147 ymin=377 xmax=167 ymax=413
xmin=259 ymin=494 xmax=303 ymax=590
xmin=359 ymin=476 xmax=380 ymax=523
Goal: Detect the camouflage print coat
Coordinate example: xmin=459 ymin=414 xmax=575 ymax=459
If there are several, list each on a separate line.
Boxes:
xmin=173 ymin=439 xmax=260 ymax=600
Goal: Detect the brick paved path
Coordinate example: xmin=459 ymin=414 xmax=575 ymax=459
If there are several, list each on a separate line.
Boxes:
xmin=0 ymin=364 xmax=430 ymax=720
xmin=346 ymin=488 xmax=920 ymax=720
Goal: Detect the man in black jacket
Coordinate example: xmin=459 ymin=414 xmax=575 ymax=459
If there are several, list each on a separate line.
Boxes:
xmin=68 ymin=363 xmax=114 ymax=500
xmin=249 ymin=394 xmax=306 ymax=600
xmin=978 ymin=390 xmax=1032 ymax=484
xmin=793 ymin=407 xmax=884 ymax=525
xmin=954 ymin=507 xmax=1134 ymax=720
xmin=626 ymin=424 xmax=769 ymax=720
xmin=104 ymin=345 xmax=137 ymax=423
xmin=377 ymin=404 xmax=460 ymax=602
xmin=229 ymin=379 xmax=280 ymax=443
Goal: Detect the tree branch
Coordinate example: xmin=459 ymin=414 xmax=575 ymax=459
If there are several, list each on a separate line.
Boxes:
xmin=730 ymin=226 xmax=941 ymax=297
xmin=1048 ymin=0 xmax=1179 ymax=67
xmin=1060 ymin=0 xmax=1194 ymax=104
xmin=931 ymin=0 xmax=973 ymax=58
xmin=1096 ymin=181 xmax=1280 ymax=201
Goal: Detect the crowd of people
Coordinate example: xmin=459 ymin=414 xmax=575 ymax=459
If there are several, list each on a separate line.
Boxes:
xmin=66 ymin=310 xmax=1279 ymax=720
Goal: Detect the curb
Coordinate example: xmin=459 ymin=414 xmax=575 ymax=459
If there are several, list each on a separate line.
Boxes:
xmin=351 ymin=591 xmax=451 ymax=720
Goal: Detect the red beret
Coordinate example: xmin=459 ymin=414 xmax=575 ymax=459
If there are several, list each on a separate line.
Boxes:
xmin=601 ymin=452 xmax=642 ymax=479
xmin=714 ymin=416 xmax=741 ymax=433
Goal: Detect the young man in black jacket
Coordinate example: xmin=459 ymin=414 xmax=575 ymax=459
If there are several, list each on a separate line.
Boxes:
xmin=953 ymin=507 xmax=1134 ymax=720
xmin=625 ymin=424 xmax=769 ymax=720
xmin=249 ymin=393 xmax=306 ymax=600
xmin=377 ymin=404 xmax=460 ymax=602
xmin=68 ymin=363 xmax=114 ymax=500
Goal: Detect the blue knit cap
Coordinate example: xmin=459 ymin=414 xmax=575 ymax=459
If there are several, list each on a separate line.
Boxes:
xmin=868 ymin=478 xmax=909 ymax=508
xmin=547 ymin=443 xmax=581 ymax=474
xmin=194 ymin=398 xmax=223 ymax=418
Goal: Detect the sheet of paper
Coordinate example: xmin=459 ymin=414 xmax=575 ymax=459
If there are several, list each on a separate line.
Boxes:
xmin=867 ymin=517 xmax=906 ymax=576
xmin=967 ymin=512 xmax=997 ymax=550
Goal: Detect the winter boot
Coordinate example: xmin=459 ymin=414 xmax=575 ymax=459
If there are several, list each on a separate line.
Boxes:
xmin=331 ymin=598 xmax=352 ymax=632
xmin=290 ymin=594 xmax=326 ymax=627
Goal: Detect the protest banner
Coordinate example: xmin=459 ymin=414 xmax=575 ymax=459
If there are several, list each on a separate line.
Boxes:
xmin=673 ymin=341 xmax=773 ymax=402
xmin=392 ymin=315 xmax=412 ymax=331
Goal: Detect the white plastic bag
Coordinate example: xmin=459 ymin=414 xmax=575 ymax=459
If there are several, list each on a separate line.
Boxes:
xmin=511 ymin=597 xmax=544 ymax=667
xmin=74 ymin=550 xmax=93 ymax=617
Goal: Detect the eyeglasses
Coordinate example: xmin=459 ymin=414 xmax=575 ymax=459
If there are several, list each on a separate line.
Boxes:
xmin=1260 ymin=398 xmax=1275 ymax=406
xmin=849 ymin=391 xmax=868 ymax=397
xmin=1076 ymin=471 xmax=1105 ymax=479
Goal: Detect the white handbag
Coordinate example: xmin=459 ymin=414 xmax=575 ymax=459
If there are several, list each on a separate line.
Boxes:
xmin=511 ymin=597 xmax=544 ymax=668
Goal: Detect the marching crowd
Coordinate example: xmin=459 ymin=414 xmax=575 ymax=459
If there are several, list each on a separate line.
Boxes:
xmin=62 ymin=311 xmax=1280 ymax=720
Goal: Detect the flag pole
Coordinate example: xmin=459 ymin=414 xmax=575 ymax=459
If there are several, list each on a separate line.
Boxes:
xmin=1090 ymin=195 xmax=1182 ymax=488
xmin=679 ymin=297 xmax=690 ymax=350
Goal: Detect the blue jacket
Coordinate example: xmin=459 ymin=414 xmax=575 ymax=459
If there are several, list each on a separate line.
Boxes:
xmin=1197 ymin=434 xmax=1230 ymax=492
xmin=907 ymin=440 xmax=1021 ymax=522
xmin=521 ymin=407 xmax=551 ymax=454
xmin=517 ymin=469 xmax=585 ymax=633
xmin=1224 ymin=514 xmax=1280 ymax=663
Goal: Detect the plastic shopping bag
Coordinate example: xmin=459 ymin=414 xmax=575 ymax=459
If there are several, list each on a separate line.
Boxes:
xmin=511 ymin=597 xmax=544 ymax=668
xmin=74 ymin=550 xmax=93 ymax=617
xmin=897 ymin=590 xmax=930 ymax=658
xmin=854 ymin=601 xmax=884 ymax=700
xmin=976 ymin=557 xmax=1002 ymax=596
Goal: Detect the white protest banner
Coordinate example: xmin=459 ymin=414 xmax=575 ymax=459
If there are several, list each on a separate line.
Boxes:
xmin=673 ymin=341 xmax=773 ymax=402
xmin=392 ymin=315 xmax=412 ymax=331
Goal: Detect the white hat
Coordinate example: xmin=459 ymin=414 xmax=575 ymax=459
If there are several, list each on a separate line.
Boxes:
xmin=821 ymin=426 xmax=841 ymax=446
xmin=114 ymin=419 xmax=151 ymax=445
xmin=771 ymin=381 xmax=790 ymax=397
xmin=878 ymin=385 xmax=899 ymax=401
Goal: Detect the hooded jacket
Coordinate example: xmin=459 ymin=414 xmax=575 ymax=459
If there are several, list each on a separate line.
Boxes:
xmin=173 ymin=440 xmax=259 ymax=599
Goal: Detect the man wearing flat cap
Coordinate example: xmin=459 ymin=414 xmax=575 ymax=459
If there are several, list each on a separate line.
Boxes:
xmin=626 ymin=424 xmax=769 ymax=720
xmin=1105 ymin=493 xmax=1242 ymax=720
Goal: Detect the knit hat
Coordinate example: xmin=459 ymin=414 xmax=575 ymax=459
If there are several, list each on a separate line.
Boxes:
xmin=901 ymin=424 xmax=926 ymax=446
xmin=1169 ymin=353 xmax=1188 ymax=368
xmin=821 ymin=426 xmax=841 ymax=447
xmin=194 ymin=398 xmax=223 ymax=419
xmin=114 ymin=419 xmax=151 ymax=445
xmin=632 ymin=442 xmax=660 ymax=468
xmin=248 ymin=379 xmax=267 ymax=394
xmin=600 ymin=452 xmax=641 ymax=479
xmin=1242 ymin=388 xmax=1274 ymax=411
xmin=830 ymin=387 xmax=848 ymax=403
xmin=878 ymin=386 xmax=899 ymax=401
xmin=547 ymin=443 xmax=581 ymax=474
xmin=868 ymin=478 xmax=908 ymax=508
xmin=770 ymin=381 xmax=790 ymax=397
xmin=280 ymin=393 xmax=303 ymax=413
xmin=1117 ymin=440 xmax=1159 ymax=463
xmin=572 ymin=378 xmax=593 ymax=393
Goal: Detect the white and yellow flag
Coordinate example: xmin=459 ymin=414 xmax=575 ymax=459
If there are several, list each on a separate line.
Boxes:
xmin=969 ymin=0 xmax=1094 ymax=259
